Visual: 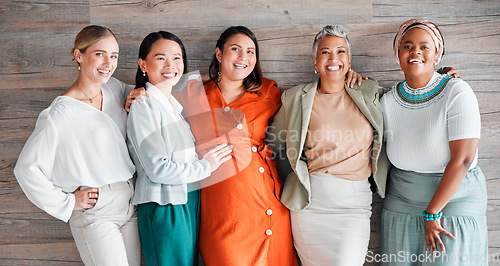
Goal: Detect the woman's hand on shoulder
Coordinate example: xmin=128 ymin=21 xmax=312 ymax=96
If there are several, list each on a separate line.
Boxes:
xmin=437 ymin=66 xmax=460 ymax=78
xmin=200 ymin=73 xmax=211 ymax=84
xmin=125 ymin=88 xmax=149 ymax=112
xmin=346 ymin=68 xmax=368 ymax=89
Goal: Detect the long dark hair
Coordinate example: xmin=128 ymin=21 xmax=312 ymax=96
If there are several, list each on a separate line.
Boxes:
xmin=208 ymin=26 xmax=263 ymax=92
xmin=135 ymin=31 xmax=188 ymax=89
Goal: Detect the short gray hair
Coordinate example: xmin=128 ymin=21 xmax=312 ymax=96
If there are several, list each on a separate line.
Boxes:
xmin=312 ymin=25 xmax=351 ymax=58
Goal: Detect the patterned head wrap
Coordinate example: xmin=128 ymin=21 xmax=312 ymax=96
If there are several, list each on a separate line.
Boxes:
xmin=393 ymin=19 xmax=445 ymax=64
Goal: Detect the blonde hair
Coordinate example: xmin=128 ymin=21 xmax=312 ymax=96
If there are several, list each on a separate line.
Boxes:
xmin=71 ymin=25 xmax=116 ymax=65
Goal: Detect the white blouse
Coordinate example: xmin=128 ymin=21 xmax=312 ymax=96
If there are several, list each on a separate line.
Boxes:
xmin=381 ymin=72 xmax=480 ymax=173
xmin=127 ymin=83 xmax=211 ymax=206
xmin=14 ymin=77 xmax=135 ymax=222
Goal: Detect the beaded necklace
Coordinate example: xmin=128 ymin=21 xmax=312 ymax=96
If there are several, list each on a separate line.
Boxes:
xmin=394 ymin=74 xmax=453 ymax=109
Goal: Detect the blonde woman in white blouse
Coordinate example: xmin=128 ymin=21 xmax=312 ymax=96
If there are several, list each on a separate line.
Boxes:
xmin=14 ymin=25 xmax=141 ymax=266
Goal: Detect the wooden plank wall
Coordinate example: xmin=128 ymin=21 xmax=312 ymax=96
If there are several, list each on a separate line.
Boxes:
xmin=1 ymin=0 xmax=499 ymax=265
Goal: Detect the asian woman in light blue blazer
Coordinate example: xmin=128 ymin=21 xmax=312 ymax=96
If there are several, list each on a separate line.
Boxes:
xmin=126 ymin=31 xmax=232 ymax=266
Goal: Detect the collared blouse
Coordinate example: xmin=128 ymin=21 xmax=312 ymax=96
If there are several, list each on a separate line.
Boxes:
xmin=127 ymin=83 xmax=211 ymax=206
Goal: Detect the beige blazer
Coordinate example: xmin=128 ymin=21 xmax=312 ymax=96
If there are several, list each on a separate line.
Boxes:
xmin=268 ymin=78 xmax=390 ymax=211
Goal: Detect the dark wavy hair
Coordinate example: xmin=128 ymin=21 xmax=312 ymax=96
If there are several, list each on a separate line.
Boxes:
xmin=209 ymin=26 xmax=263 ymax=92
xmin=135 ymin=31 xmax=188 ymax=89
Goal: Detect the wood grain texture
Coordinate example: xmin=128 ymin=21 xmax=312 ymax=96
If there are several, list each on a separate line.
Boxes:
xmin=1 ymin=0 xmax=499 ymax=264
xmin=372 ymin=0 xmax=500 ymax=23
xmin=0 ymin=1 xmax=89 ymax=89
xmin=1 ymin=243 xmax=82 ymax=265
xmin=89 ymin=0 xmax=372 ymax=28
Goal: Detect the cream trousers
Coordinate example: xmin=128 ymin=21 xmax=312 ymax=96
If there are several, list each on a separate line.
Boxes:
xmin=69 ymin=179 xmax=141 ymax=266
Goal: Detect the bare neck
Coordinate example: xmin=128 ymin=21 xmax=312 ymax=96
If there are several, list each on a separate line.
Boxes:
xmin=318 ymin=78 xmax=345 ymax=94
xmin=75 ymin=76 xmax=102 ymax=95
xmin=404 ymin=71 xmax=434 ymax=89
xmin=217 ymin=77 xmax=246 ymax=104
xmin=64 ymin=76 xmax=102 ymax=98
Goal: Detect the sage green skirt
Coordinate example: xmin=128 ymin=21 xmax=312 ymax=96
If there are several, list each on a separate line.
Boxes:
xmin=381 ymin=166 xmax=488 ymax=265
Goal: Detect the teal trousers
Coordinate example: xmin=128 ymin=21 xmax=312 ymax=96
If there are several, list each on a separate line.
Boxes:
xmin=137 ymin=190 xmax=200 ymax=266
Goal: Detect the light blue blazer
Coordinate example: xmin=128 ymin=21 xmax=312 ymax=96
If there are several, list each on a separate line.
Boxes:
xmin=127 ymin=83 xmax=211 ymax=206
xmin=268 ymin=78 xmax=390 ymax=211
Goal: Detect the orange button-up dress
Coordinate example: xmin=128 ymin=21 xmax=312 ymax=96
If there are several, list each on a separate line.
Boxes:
xmin=175 ymin=78 xmax=297 ymax=266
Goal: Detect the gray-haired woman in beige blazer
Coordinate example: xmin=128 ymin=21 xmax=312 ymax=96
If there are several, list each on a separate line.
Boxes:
xmin=268 ymin=25 xmax=390 ymax=266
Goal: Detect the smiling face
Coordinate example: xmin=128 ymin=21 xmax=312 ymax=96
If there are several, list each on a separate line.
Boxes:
xmin=313 ymin=35 xmax=352 ymax=84
xmin=74 ymin=36 xmax=119 ymax=84
xmin=398 ymin=28 xmax=438 ymax=79
xmin=216 ymin=33 xmax=257 ymax=83
xmin=139 ymin=38 xmax=184 ymax=90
